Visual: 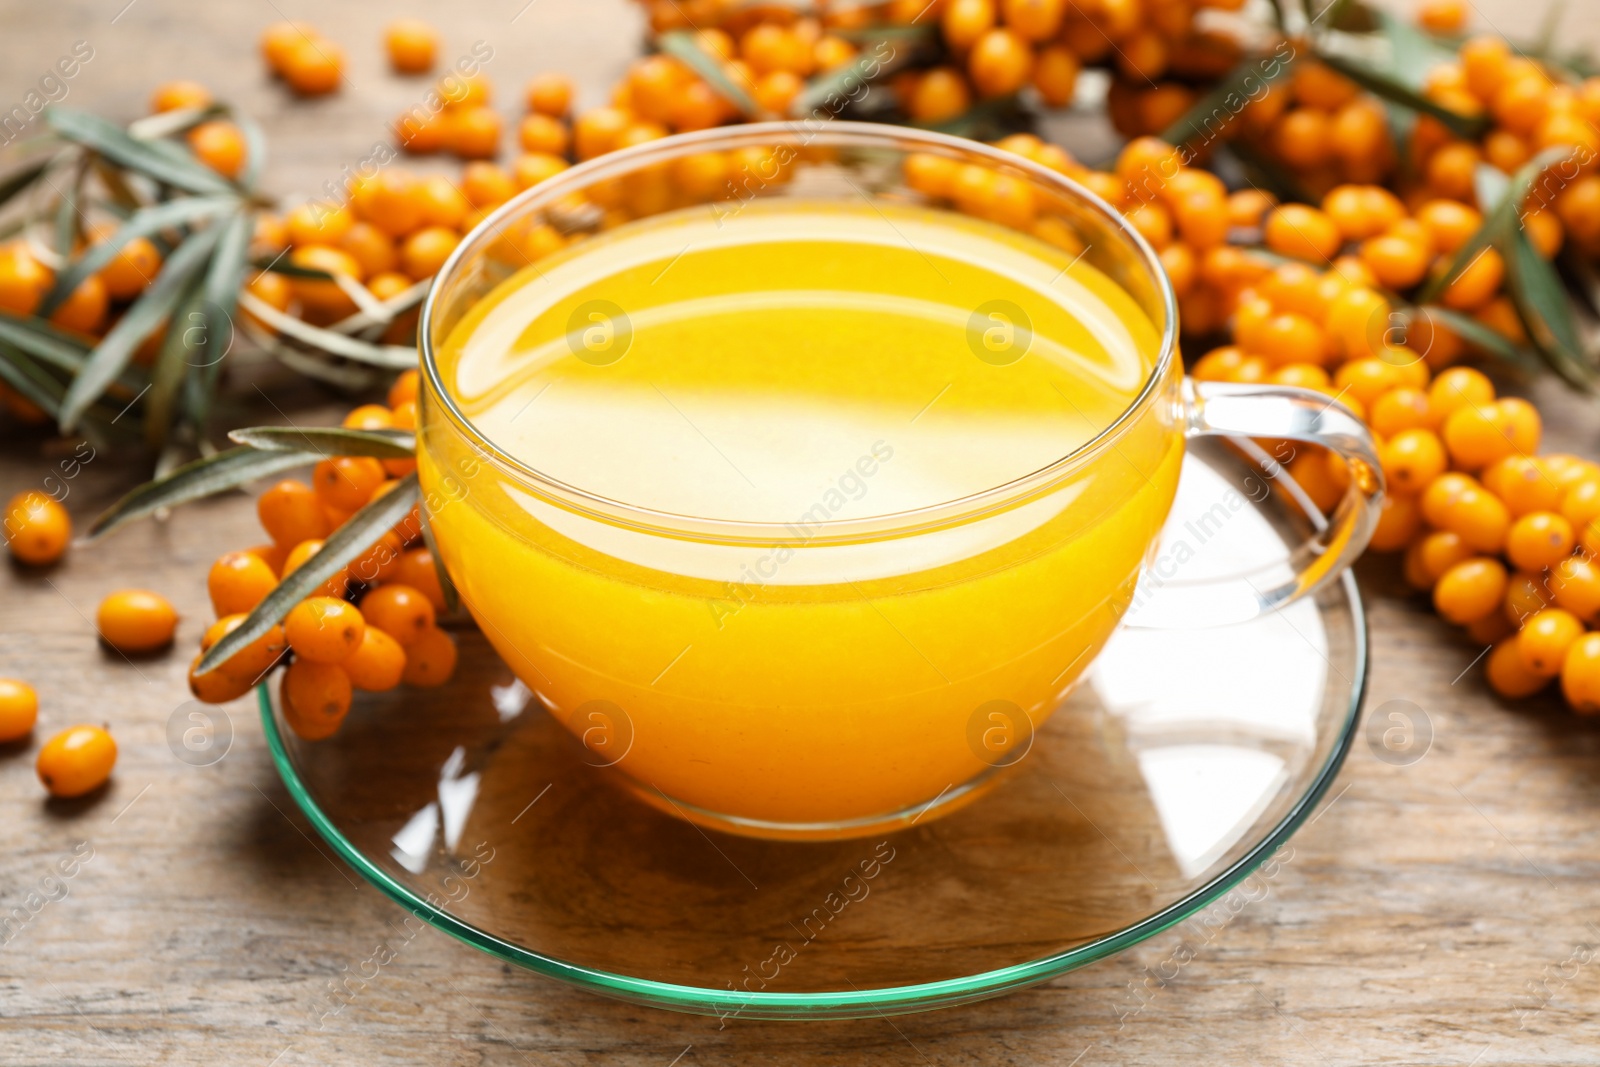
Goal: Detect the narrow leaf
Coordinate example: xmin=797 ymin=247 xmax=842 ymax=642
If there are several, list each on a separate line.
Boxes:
xmin=188 ymin=210 xmax=252 ymax=426
xmin=144 ymin=278 xmax=208 ymax=448
xmin=235 ymin=290 xmax=416 ymax=367
xmin=1503 ymin=226 xmax=1595 ymax=389
xmin=657 ymin=31 xmax=761 ymax=117
xmin=197 ymin=474 xmax=421 ymax=676
xmin=0 ymin=310 xmax=92 ymax=369
xmin=791 ymin=40 xmax=909 ymax=118
xmin=88 ymin=445 xmax=319 ymax=539
xmin=1409 ymin=304 xmax=1537 ymax=366
xmin=1313 ymin=50 xmax=1489 ymax=139
xmin=1161 ymin=52 xmax=1299 ymax=148
xmin=0 ymin=156 xmax=51 ymax=212
xmin=227 ymin=425 xmax=417 ymax=458
xmin=59 ymin=224 xmax=221 ymax=431
xmin=44 ymin=107 xmax=236 ymax=196
xmin=39 ymin=195 xmax=235 ymax=316
xmin=0 ymin=345 xmax=64 ymax=417
xmin=250 ymin=256 xmax=333 ymax=280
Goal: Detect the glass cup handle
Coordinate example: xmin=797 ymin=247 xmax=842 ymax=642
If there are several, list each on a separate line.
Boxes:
xmin=1126 ymin=378 xmax=1385 ymax=629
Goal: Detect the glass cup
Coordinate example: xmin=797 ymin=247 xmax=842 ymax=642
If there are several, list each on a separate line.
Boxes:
xmin=418 ymin=122 xmax=1383 ymax=840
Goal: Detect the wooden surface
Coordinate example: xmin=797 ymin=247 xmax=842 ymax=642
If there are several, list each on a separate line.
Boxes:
xmin=3 ymin=1 xmax=1600 ymax=1063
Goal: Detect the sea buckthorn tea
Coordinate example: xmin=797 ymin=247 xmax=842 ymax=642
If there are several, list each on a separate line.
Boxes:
xmin=421 ymin=192 xmax=1184 ymax=836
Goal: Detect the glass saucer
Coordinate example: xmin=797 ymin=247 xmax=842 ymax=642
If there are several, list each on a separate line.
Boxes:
xmin=259 ymin=436 xmax=1367 ymax=1020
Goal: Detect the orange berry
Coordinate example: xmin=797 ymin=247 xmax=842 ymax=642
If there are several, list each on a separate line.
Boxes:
xmin=1425 ymin=478 xmax=1510 ymax=553
xmin=0 ymin=682 xmax=47 ymax=776
xmin=1441 ymin=247 xmax=1505 ymax=311
xmin=908 ymin=67 xmax=972 ymax=124
xmin=447 ymin=106 xmax=503 ymax=160
xmin=1562 ymin=633 xmax=1600 ymax=713
xmin=400 ymin=626 xmax=458 ymax=687
xmin=1552 ymin=555 xmax=1600 ymax=622
xmin=312 ymin=456 xmax=386 ymax=513
xmin=517 ymin=112 xmax=571 ymax=156
xmin=1519 ymin=608 xmax=1584 ymax=677
xmin=95 ymin=589 xmax=177 ymax=653
xmin=967 ymin=28 xmax=1032 ymax=98
xmin=1264 ymin=204 xmax=1342 ymax=264
xmin=1271 ymin=108 xmax=1333 ymax=169
xmin=348 ymin=530 xmax=406 ymax=586
xmin=385 ymin=18 xmax=438 ymax=74
xmin=942 ymin=0 xmax=996 ymax=50
xmin=401 ymin=226 xmax=461 ymax=281
xmin=414 ymin=176 xmax=470 ymax=230
xmin=392 ymin=548 xmax=448 ymax=611
xmin=1434 ymin=557 xmax=1508 ymax=624
xmin=1333 ymin=358 xmax=1405 ymax=408
xmin=1418 ymin=0 xmax=1467 ymax=32
xmin=97 ymin=233 xmax=162 ymax=301
xmin=286 ymin=202 xmax=353 ymax=247
xmin=337 ymin=222 xmax=399 ymax=278
xmin=1359 ymin=233 xmax=1431 ymax=290
xmin=285 ymin=597 xmax=366 ymax=664
xmin=1487 ymin=635 xmax=1552 ymax=698
xmin=511 ymin=151 xmax=568 ymax=191
xmin=198 ymin=615 xmax=288 ymax=688
xmin=288 ymin=244 xmax=363 ymax=315
xmin=257 ymin=480 xmax=331 ymax=548
xmin=189 ymin=650 xmax=255 ymax=704
xmin=1562 ymin=479 xmax=1600 ymax=531
xmin=281 ymin=659 xmax=353 ymax=740
xmin=1487 ymin=456 xmax=1563 ymax=516
xmin=461 ymin=161 xmax=516 ymax=209
xmin=1032 ymin=44 xmax=1079 ymax=107
xmin=1226 ymin=189 xmax=1276 ymax=229
xmin=1380 ymin=428 xmax=1448 ymax=495
xmin=1371 ymin=493 xmax=1422 ymax=552
xmin=4 ymin=491 xmax=70 ymax=566
xmin=0 ymin=242 xmax=51 ymax=317
xmin=187 ymin=121 xmax=247 ymax=180
xmin=361 ymin=584 xmax=436 ymax=646
xmin=0 ymin=678 xmax=38 ymax=742
xmin=1415 ymin=200 xmax=1483 ymax=256
xmin=526 ymin=72 xmax=574 ymax=117
xmin=282 ymin=37 xmax=344 ymax=96
xmin=36 ymin=725 xmax=116 ymax=797
xmin=1442 ymin=402 xmax=1518 ymax=470
xmin=1427 ymin=366 xmax=1495 ymax=421
xmin=261 ymin=21 xmax=316 ymax=74
xmin=1418 ymin=530 xmax=1476 ymax=588
xmin=1369 ymin=388 xmax=1434 ymax=437
xmin=573 ymin=107 xmax=631 ymax=161
xmin=1497 ymin=397 xmax=1540 ymax=455
xmin=207 ymin=551 xmax=278 ymax=618
xmin=150 ymin=79 xmax=212 ymax=113
xmin=353 ymin=171 xmax=425 ymax=238
xmin=342 ymin=404 xmax=394 ymax=431
xmin=48 ymin=274 xmax=108 ymax=335
xmin=1506 ymin=511 xmax=1576 ymax=572
xmin=343 ymin=627 xmax=407 ymax=692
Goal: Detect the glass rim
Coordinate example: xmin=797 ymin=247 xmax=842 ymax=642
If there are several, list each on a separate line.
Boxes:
xmin=257 ymin=570 xmax=1367 ymax=1018
xmin=418 ymin=120 xmax=1180 ymax=544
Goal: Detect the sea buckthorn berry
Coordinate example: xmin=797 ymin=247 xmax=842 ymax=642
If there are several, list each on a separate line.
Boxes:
xmin=401 ymin=226 xmax=461 ymax=280
xmin=1271 ymin=108 xmax=1332 ymax=169
xmin=907 ymin=68 xmax=972 ymax=124
xmin=1551 ymin=555 xmax=1600 ymax=621
xmin=261 ymin=21 xmax=316 ymax=74
xmin=1441 ymin=247 xmax=1505 ymax=311
xmin=1227 ymin=189 xmax=1277 ymax=229
xmin=150 ymin=79 xmax=212 ymax=113
xmin=1032 ymin=43 xmax=1079 ymax=107
xmin=285 ymin=597 xmax=366 ymax=664
xmin=282 ymin=539 xmax=351 ymax=599
xmin=1257 ymin=313 xmax=1327 ymax=366
xmin=0 ymin=678 xmax=38 ymax=742
xmin=199 ymin=616 xmax=287 ymax=687
xmin=1519 ymin=608 xmax=1584 ymax=676
xmin=1543 ymin=454 xmax=1598 ymax=490
xmin=1324 ymin=286 xmax=1388 ymax=361
xmin=1269 ymin=363 xmax=1332 ymax=390
xmin=1369 ymin=388 xmax=1434 ymax=436
xmin=1497 ymin=397 xmax=1541 ymax=455
xmin=448 ymin=106 xmax=504 ymax=159
xmin=1506 ymin=512 xmax=1576 ymax=572
xmin=353 ymin=171 xmax=424 ymax=238
xmin=286 ymin=202 xmax=353 ymax=247
xmin=1192 ymin=345 xmax=1248 ymax=382
xmin=393 ymin=548 xmax=448 ymax=610
xmin=258 ymin=480 xmax=331 ymax=548
xmin=1467 ymin=610 xmax=1514 ymax=645
xmin=1415 ymin=199 xmax=1483 ymax=256
xmin=1423 ymin=479 xmax=1509 ymax=553
xmin=1360 ymin=233 xmax=1431 ymax=289
xmin=1427 ymin=366 xmax=1494 ymax=421
xmin=4 ymin=491 xmax=71 ymax=566
xmin=1264 ymin=204 xmax=1342 ymax=264
xmin=288 ymin=245 xmax=363 ymax=314
xmin=1262 ymin=262 xmax=1331 ymax=318
xmin=400 ymin=626 xmax=458 ymax=687
xmin=1371 ymin=494 xmax=1422 ymax=552
xmin=388 ymin=369 xmax=421 ymax=409
xmin=36 ymin=725 xmax=116 ymax=797
xmin=282 ymin=37 xmax=345 ymax=96
xmin=385 ymin=18 xmax=438 ymax=74
xmin=343 ymin=627 xmax=406 ymax=691
xmin=1334 ymin=359 xmax=1405 ymax=408
xmin=187 ymin=121 xmax=247 ymax=180
xmin=1488 ymin=636 xmax=1552 ymax=698
xmin=1435 ymin=557 xmax=1508 ymax=625
xmin=189 ymin=651 xmax=254 ymax=704
xmin=343 ymin=404 xmax=394 ymax=431
xmin=313 ymin=456 xmax=386 ymax=513
xmin=942 ymin=0 xmax=996 ymax=50
xmin=281 ymin=660 xmax=353 ymax=740
xmin=337 ymin=222 xmax=398 ymax=278
xmin=1562 ymin=479 xmax=1600 ymax=530
xmin=525 ymin=72 xmax=574 ymax=117
xmin=361 ymin=584 xmax=436 ymax=646
xmin=518 ymin=113 xmax=570 ymax=157
xmin=95 ymin=590 xmax=178 ymax=653
xmin=1489 ymin=455 xmax=1563 ymax=516
xmin=1417 ymin=530 xmax=1476 ymax=587
xmin=1443 ymin=403 xmax=1517 ymax=471
xmin=1380 ymin=429 xmax=1447 ymax=495
xmin=97 ymin=233 xmax=162 ymax=300
xmin=207 ymin=551 xmax=278 ymax=618
xmin=1562 ymin=634 xmax=1600 ymax=713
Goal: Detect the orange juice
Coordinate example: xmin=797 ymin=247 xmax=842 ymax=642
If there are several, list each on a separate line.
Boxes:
xmin=421 ymin=198 xmax=1183 ymax=833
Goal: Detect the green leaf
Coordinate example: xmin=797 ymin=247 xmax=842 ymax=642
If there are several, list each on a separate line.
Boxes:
xmin=87 ymin=445 xmax=320 ymax=539
xmin=44 ymin=107 xmax=237 ymax=196
xmin=1503 ymin=227 xmax=1596 ymax=389
xmin=0 ymin=157 xmax=51 ymax=212
xmin=226 ymin=425 xmax=417 ymax=458
xmin=1409 ymin=304 xmax=1536 ymax=366
xmin=235 ymin=289 xmax=416 ymax=368
xmin=0 ymin=345 xmax=64 ymax=418
xmin=0 ymin=310 xmax=92 ymax=370
xmin=143 ymin=276 xmax=208 ymax=449
xmin=186 ymin=210 xmax=252 ymax=427
xmin=249 ymin=256 xmax=332 ymax=280
xmin=790 ymin=41 xmax=906 ymax=119
xmin=1312 ymin=50 xmax=1489 ymax=139
xmin=657 ymin=31 xmax=761 ymax=118
xmin=58 ymin=224 xmax=221 ymax=432
xmin=39 ymin=195 xmax=235 ymax=316
xmin=1161 ymin=52 xmax=1299 ymax=149
xmin=231 ymin=107 xmax=269 ymax=193
xmin=197 ymin=473 xmax=421 ymax=677
xmin=1417 ymin=146 xmax=1572 ymax=304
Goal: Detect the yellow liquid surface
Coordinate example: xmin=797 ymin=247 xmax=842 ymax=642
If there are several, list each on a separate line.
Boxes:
xmin=424 ymin=199 xmax=1183 ymax=830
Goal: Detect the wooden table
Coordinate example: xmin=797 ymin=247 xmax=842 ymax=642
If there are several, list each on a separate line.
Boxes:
xmin=3 ymin=2 xmax=1599 ymax=1062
